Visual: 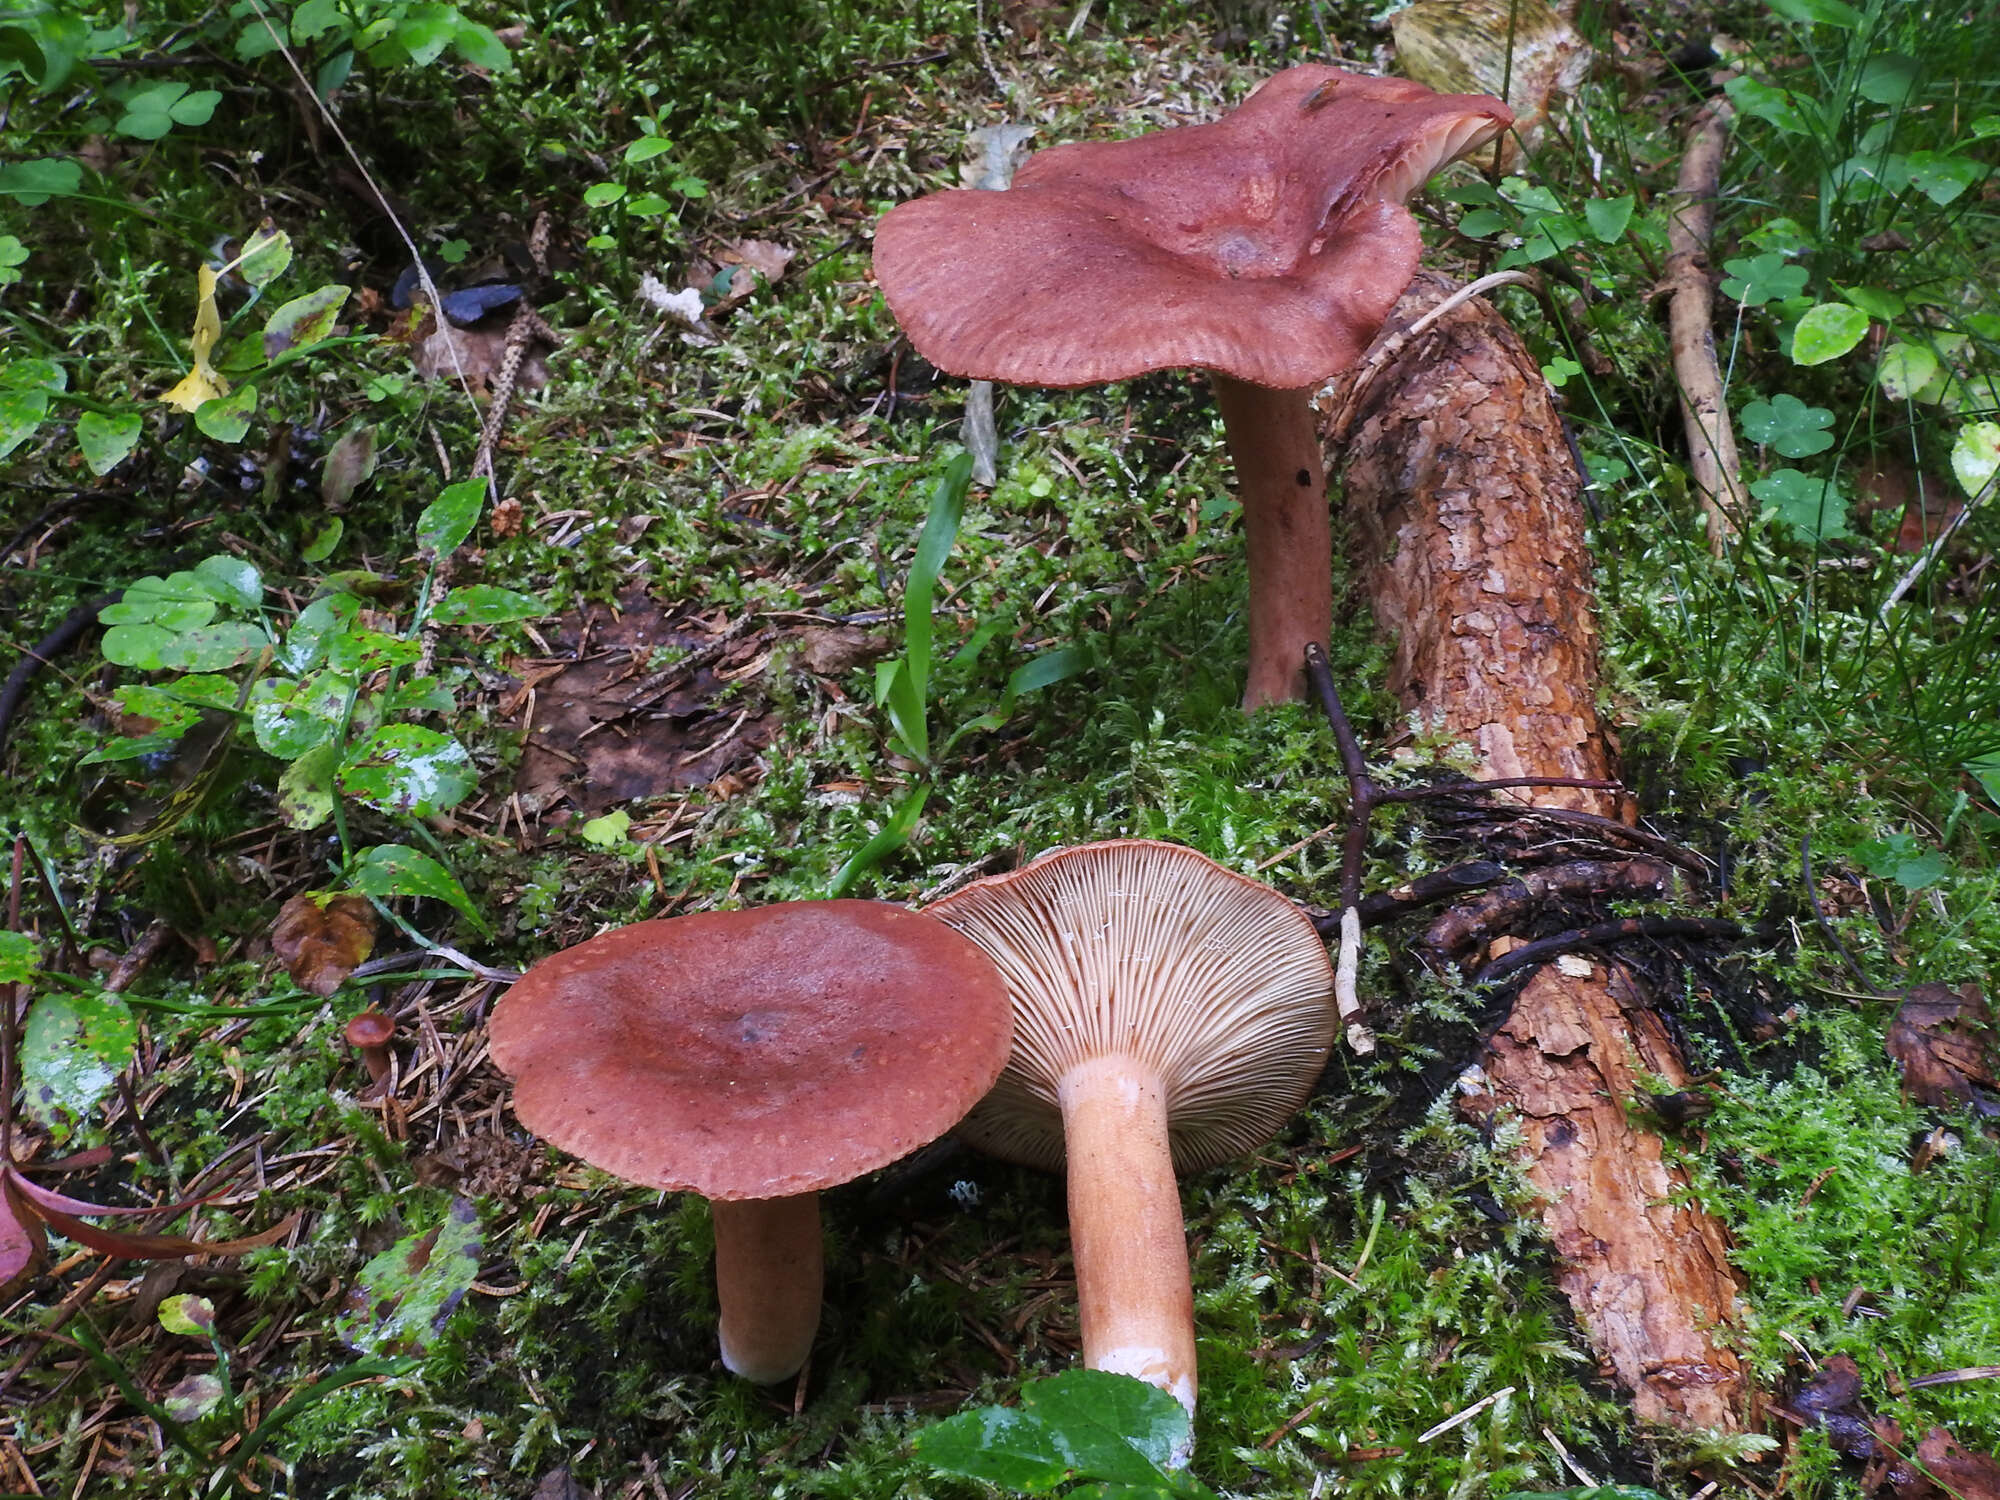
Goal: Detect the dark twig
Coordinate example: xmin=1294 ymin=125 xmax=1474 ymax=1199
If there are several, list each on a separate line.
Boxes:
xmin=1800 ymin=833 xmax=1887 ymax=995
xmin=1303 ymin=644 xmax=1625 ymax=1052
xmin=0 ymin=594 xmax=118 ymax=758
xmin=1472 ymin=916 xmax=1743 ymax=989
xmin=1419 ymin=858 xmax=1677 ymax=964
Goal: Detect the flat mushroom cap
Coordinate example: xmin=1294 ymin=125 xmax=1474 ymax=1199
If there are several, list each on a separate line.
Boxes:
xmin=489 ymin=902 xmax=1013 ymax=1200
xmin=926 ymin=840 xmax=1336 ymax=1175
xmin=874 ymin=65 xmax=1512 ymax=390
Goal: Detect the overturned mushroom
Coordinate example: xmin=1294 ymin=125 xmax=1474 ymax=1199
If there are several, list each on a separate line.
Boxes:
xmin=927 ymin=840 xmax=1335 ymax=1432
xmin=875 ymin=65 xmax=1511 ymax=706
xmin=488 ymin=901 xmax=1012 ymax=1385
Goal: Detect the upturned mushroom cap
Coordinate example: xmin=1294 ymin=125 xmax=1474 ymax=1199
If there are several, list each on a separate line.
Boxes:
xmin=489 ymin=901 xmax=1013 ymax=1199
xmin=874 ymin=65 xmax=1512 ymax=391
xmin=926 ymin=840 xmax=1336 ymax=1174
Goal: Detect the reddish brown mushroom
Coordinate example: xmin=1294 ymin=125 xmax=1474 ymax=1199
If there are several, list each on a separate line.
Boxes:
xmin=874 ymin=65 xmax=1511 ymax=707
xmin=343 ymin=1009 xmax=395 ymax=1091
xmin=487 ymin=901 xmax=1012 ymax=1385
xmin=927 ymin=840 xmax=1336 ymax=1437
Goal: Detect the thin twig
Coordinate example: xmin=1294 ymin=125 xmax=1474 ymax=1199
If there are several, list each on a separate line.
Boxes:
xmin=1880 ymin=467 xmax=1997 ymax=616
xmin=1471 ymin=915 xmax=1742 ymax=989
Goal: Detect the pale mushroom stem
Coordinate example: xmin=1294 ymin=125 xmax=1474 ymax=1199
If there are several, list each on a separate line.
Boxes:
xmin=1211 ymin=376 xmax=1332 ymax=709
xmin=1057 ymin=1052 xmax=1199 ymax=1421
xmin=711 ymin=1194 xmax=824 ymax=1385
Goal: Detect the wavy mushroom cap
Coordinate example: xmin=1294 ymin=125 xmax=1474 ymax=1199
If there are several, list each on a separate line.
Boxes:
xmin=874 ymin=65 xmax=1512 ymax=391
xmin=926 ymin=840 xmax=1336 ymax=1174
xmin=489 ymin=902 xmax=1014 ymax=1200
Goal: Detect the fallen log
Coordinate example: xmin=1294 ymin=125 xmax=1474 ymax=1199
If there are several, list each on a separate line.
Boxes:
xmin=1329 ymin=272 xmax=1748 ymax=1430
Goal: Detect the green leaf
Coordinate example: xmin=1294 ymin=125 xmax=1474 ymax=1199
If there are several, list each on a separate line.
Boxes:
xmin=251 ymin=673 xmax=352 ymax=759
xmin=1904 ymin=151 xmax=1984 ymax=207
xmin=1719 ymin=252 xmax=1808 ymax=307
xmin=100 ymin=623 xmax=175 ymax=671
xmin=316 ymin=46 xmax=356 ymax=99
xmin=0 ymin=930 xmax=43 ymax=985
xmin=277 ymin=741 xmax=339 ymax=830
xmin=579 ymin=809 xmax=631 ymax=847
xmin=1966 ymin=751 xmax=2000 ymax=805
xmin=1751 ymin=468 xmax=1849 ymax=543
xmin=280 ymin=592 xmax=361 ymax=674
xmin=1739 ymin=393 xmax=1834 ymax=457
xmin=826 ymin=783 xmax=931 ymax=899
xmin=339 ymin=725 xmax=476 ymax=817
xmin=158 ymin=621 xmax=271 ymax=672
xmin=20 ymin=989 xmax=138 ymax=1138
xmin=1857 ymin=52 xmax=1920 ymax=105
xmin=1765 ymin=0 xmax=1860 ymax=26
xmin=335 ymin=1198 xmax=482 ymax=1355
xmin=159 ymin=1294 xmax=218 ymax=1338
xmin=193 ymin=382 xmax=257 ymax=443
xmin=1952 ymin=421 xmax=2000 ymax=498
xmin=0 ymin=234 xmax=25 ymax=288
xmin=626 ymin=193 xmax=672 ymax=217
xmin=1582 ymin=195 xmax=1633 ymax=242
xmin=169 ymin=89 xmax=221 ymax=127
xmin=390 ymin=7 xmax=457 ymax=67
xmin=77 ymin=410 xmax=143 ymax=475
xmin=326 ymin=627 xmax=421 ymax=674
xmin=1724 ymin=76 xmax=1809 ymax=135
xmin=302 ymin=517 xmax=345 ymax=563
xmin=916 ymin=1404 xmax=1077 ymax=1490
xmin=0 ymin=157 xmax=83 ymax=204
xmin=1839 ymin=285 xmax=1903 ymax=321
xmin=115 ymin=80 xmax=191 ymax=139
xmin=193 ymin=554 xmax=263 ymax=610
xmin=1456 ymin=208 xmax=1507 ymax=238
xmin=1877 ymin=343 xmax=1940 ymax=402
xmin=263 ymin=285 xmax=350 ymax=358
xmin=290 ymin=0 xmax=346 ymax=42
xmin=347 ymin=844 xmax=484 ymax=928
xmin=237 ymin=224 xmax=293 ymax=287
xmin=101 ymin=573 xmax=216 ymax=630
xmin=451 ymin=19 xmax=511 ymax=71
xmin=417 ymin=477 xmax=488 ymax=555
xmin=1021 ymin=1370 xmax=1192 ymax=1478
xmin=624 ymin=136 xmax=675 ymax=164
xmin=1790 ymin=303 xmax=1870 ymax=365
xmin=583 ymin=182 xmax=626 ymax=208
xmin=429 ymin=585 xmax=547 ymax=625
xmin=895 ymin=454 xmax=974 ymax=762
xmin=0 ymin=383 xmax=51 ymax=458
xmin=1854 ymin=832 xmax=1947 ymax=890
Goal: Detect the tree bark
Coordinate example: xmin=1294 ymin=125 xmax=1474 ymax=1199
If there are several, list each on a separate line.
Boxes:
xmin=1330 ymin=273 xmax=1748 ymax=1430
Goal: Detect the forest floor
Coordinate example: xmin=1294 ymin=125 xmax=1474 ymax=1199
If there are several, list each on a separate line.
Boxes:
xmin=1 ymin=2 xmax=1997 ymax=1497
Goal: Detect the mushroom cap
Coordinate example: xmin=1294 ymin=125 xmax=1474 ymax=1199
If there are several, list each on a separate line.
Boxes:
xmin=488 ymin=902 xmax=1014 ymax=1200
xmin=343 ymin=1010 xmax=394 ymax=1049
xmin=925 ymin=840 xmax=1336 ymax=1175
xmin=873 ymin=65 xmax=1512 ymax=391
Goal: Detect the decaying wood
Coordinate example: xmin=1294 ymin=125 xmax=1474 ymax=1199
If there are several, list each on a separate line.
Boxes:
xmin=1664 ymin=96 xmax=1746 ymax=557
xmin=1330 ymin=272 xmax=1748 ymax=1430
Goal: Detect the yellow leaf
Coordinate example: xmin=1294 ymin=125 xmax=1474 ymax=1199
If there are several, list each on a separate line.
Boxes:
xmin=157 ymin=265 xmax=231 ymax=411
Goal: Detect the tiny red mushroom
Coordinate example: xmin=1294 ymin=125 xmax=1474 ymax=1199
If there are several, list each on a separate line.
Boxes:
xmin=874 ymin=65 xmax=1512 ymax=707
xmin=488 ymin=901 xmax=1012 ymax=1386
xmin=927 ymin=840 xmax=1336 ymax=1439
xmin=343 ymin=1009 xmax=395 ymax=1091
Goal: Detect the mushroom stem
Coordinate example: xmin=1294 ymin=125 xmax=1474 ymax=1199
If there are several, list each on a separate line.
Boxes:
xmin=1057 ymin=1052 xmax=1198 ymax=1420
xmin=1211 ymin=376 xmax=1331 ymax=709
xmin=711 ymin=1194 xmax=824 ymax=1385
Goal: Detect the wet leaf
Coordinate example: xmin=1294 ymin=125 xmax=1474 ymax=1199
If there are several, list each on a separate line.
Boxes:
xmin=1905 ymin=1427 xmax=2000 ymax=1500
xmin=338 ymin=725 xmax=476 ymax=817
xmin=1878 ymin=343 xmax=1941 ymax=403
xmin=0 ymin=1178 xmax=47 ymax=1298
xmin=1741 ymin=393 xmax=1835 ymax=457
xmin=1856 ymin=831 xmax=1948 ymax=889
xmin=279 ymin=592 xmax=361 ymax=674
xmin=417 ymin=477 xmax=488 ymax=555
xmin=325 ymin=627 xmax=420 ymax=675
xmin=0 ymin=382 xmax=51 ymax=459
xmin=430 ymin=584 xmax=547 ymax=626
xmin=192 ymin=554 xmax=262 ymax=610
xmin=347 ymin=844 xmax=484 ymax=929
xmin=1791 ymin=302 xmax=1872 ymax=365
xmin=1752 ymin=468 xmax=1849 ymax=543
xmin=270 ymin=892 xmax=377 ymax=996
xmin=20 ymin=988 xmax=138 ymax=1138
xmin=237 ymin=222 xmax=292 ymax=286
xmin=1953 ymin=421 xmax=2000 ymax=498
xmin=157 ymin=620 xmax=270 ymax=672
xmin=192 ymin=382 xmax=257 ymax=443
xmin=77 ymin=410 xmax=143 ymax=474
xmin=1720 ymin=252 xmax=1809 ymax=307
xmin=251 ymin=673 xmax=351 ymax=759
xmin=101 ymin=572 xmax=215 ymax=630
xmin=1887 ymin=983 xmax=1995 ymax=1108
xmin=263 ymin=284 xmax=350 ymax=359
xmin=916 ymin=1370 xmax=1207 ymax=1494
xmin=321 ymin=426 xmax=377 ymax=507
xmin=159 ymin=1292 xmax=218 ymax=1337
xmin=0 ymin=930 xmax=41 ymax=985
xmin=336 ymin=1197 xmax=481 ymax=1356
xmin=578 ymin=809 xmax=630 ymax=847
xmin=163 ymin=1372 xmax=225 ymax=1423
xmin=277 ymin=742 xmax=339 ymax=830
